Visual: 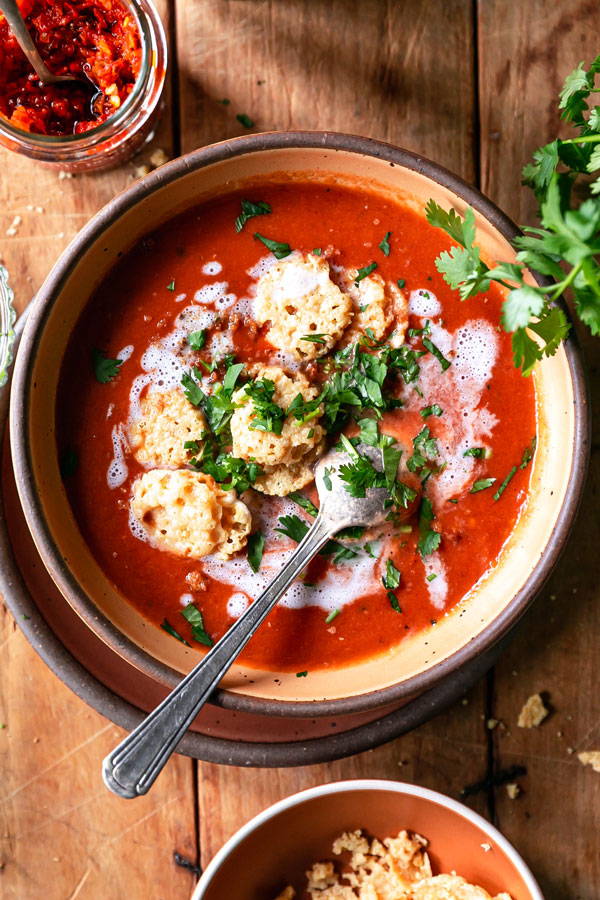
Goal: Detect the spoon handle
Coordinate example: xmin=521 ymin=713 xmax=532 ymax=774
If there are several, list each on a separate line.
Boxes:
xmin=102 ymin=513 xmax=334 ymax=798
xmin=0 ymin=0 xmax=55 ymax=82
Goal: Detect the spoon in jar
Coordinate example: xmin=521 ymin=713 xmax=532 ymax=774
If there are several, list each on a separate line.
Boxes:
xmin=102 ymin=444 xmax=393 ymax=798
xmin=0 ymin=0 xmax=99 ymax=93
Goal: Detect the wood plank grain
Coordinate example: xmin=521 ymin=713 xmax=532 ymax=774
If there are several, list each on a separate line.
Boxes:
xmin=0 ymin=4 xmax=203 ymax=898
xmin=0 ymin=606 xmax=198 ymax=900
xmin=177 ymin=0 xmax=490 ymax=871
xmin=478 ymin=3 xmax=600 ymax=897
xmin=176 ymin=0 xmax=476 ymax=181
xmin=198 ymin=685 xmax=489 ymax=864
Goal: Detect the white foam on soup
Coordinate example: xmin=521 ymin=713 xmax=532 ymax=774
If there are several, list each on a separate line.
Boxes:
xmin=423 ymin=554 xmax=448 ymax=610
xmin=227 ymin=592 xmax=249 ymax=618
xmin=402 ymin=318 xmax=499 ymax=508
xmin=409 ymin=289 xmax=441 ymax=318
xmin=180 ymin=593 xmax=194 ymax=607
xmin=128 ymin=505 xmax=148 ymax=542
xmin=107 ymin=424 xmax=129 ymax=489
xmin=117 ymin=344 xmax=134 ymax=362
xmin=247 ymin=254 xmax=277 ymax=280
xmin=194 ymin=281 xmax=229 ymax=305
xmin=202 ymin=261 xmax=222 ymax=275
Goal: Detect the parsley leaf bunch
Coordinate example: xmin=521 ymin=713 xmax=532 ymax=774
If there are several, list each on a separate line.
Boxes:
xmin=242 ymin=377 xmax=287 ymax=435
xmin=426 ymin=54 xmax=600 ymax=374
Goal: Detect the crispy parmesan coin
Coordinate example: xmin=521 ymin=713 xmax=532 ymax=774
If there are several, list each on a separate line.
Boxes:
xmin=130 ymin=469 xmax=251 ymax=560
xmin=231 ymin=365 xmax=325 ymax=496
xmin=129 ymin=388 xmax=206 ymax=468
xmin=254 ymin=251 xmax=353 ymax=359
xmin=335 ymin=269 xmax=409 ymax=348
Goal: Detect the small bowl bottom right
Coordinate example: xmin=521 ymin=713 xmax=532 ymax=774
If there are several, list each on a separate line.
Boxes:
xmin=193 ymin=779 xmax=544 ymax=900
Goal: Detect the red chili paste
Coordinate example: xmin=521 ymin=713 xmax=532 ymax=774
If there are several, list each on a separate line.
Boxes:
xmin=0 ymin=0 xmax=140 ymax=135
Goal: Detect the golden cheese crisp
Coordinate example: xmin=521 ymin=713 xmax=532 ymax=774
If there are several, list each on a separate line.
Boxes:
xmin=335 ymin=269 xmax=408 ymax=348
xmin=130 ymin=469 xmax=251 ymax=560
xmin=517 ymin=693 xmax=549 ymax=728
xmin=129 ymin=388 xmax=206 ymax=468
xmin=276 ymin=828 xmax=511 ymax=900
xmin=254 ymin=251 xmax=354 ymax=359
xmin=231 ymin=365 xmax=325 ymax=496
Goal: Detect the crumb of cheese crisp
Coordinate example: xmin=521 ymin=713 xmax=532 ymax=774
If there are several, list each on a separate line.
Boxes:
xmin=254 ymin=251 xmax=353 ymax=359
xmin=506 ymin=783 xmax=520 ymax=800
xmin=277 ymin=829 xmax=511 ymax=899
xmin=517 ymin=693 xmax=549 ymax=728
xmin=130 ymin=469 xmax=251 ymax=560
xmin=578 ymin=751 xmax=600 ymax=773
xmin=129 ymin=388 xmax=207 ymax=468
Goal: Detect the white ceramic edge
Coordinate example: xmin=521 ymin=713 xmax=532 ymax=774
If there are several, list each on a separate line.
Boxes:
xmin=191 ymin=778 xmax=544 ymax=900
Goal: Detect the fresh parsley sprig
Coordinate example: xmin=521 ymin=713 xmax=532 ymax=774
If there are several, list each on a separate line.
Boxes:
xmin=425 ymin=54 xmax=600 ymax=375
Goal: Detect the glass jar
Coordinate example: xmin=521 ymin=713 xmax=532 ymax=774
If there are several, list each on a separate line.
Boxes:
xmin=0 ymin=0 xmax=168 ymax=173
xmin=0 ymin=265 xmax=16 ymax=388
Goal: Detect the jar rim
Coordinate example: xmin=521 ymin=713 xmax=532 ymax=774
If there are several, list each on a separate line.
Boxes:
xmin=0 ymin=0 xmax=162 ymax=149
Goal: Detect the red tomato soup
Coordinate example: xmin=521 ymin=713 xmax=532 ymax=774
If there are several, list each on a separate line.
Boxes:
xmin=56 ymin=182 xmax=536 ymax=672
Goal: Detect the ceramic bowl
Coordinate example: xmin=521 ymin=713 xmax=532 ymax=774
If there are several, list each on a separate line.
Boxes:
xmin=192 ymin=779 xmax=544 ymax=900
xmin=9 ymin=132 xmax=589 ymax=718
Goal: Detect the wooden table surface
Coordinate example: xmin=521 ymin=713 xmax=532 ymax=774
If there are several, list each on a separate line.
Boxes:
xmin=1 ymin=2 xmax=599 ymax=898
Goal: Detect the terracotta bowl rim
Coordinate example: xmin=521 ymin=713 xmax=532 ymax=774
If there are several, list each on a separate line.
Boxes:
xmin=9 ymin=130 xmax=590 ymax=719
xmin=192 ymin=777 xmax=544 ymax=900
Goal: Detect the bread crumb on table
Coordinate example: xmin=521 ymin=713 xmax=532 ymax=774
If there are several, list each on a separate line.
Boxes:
xmin=517 ymin=693 xmax=549 ymax=728
xmin=578 ymin=751 xmax=600 ymax=773
xmin=506 ymin=783 xmax=521 ymax=800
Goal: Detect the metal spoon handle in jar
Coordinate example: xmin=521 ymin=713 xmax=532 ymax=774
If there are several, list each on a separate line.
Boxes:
xmin=0 ymin=0 xmax=61 ymax=82
xmin=102 ymin=513 xmax=334 ymax=799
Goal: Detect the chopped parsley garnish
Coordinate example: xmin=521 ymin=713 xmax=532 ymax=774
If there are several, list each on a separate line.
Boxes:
xmin=470 ymin=477 xmax=496 ymax=493
xmin=92 ymin=348 xmax=123 ymax=384
xmin=181 ymin=604 xmax=213 ymax=647
xmin=244 ymin=378 xmax=286 ymax=434
xmin=218 ymin=98 xmax=230 ymax=105
xmin=520 ymin=436 xmax=537 ymax=468
xmin=236 ymin=113 xmax=254 ymax=128
xmin=388 ymin=592 xmax=402 ymax=613
xmin=322 ymin=467 xmax=333 ymax=491
xmin=382 ymin=558 xmax=401 ymax=590
xmin=378 ymin=231 xmax=392 ymax=256
xmin=234 ymin=199 xmax=271 ymax=233
xmin=296 ymin=670 xmax=308 ymax=677
xmin=463 ymin=447 xmax=485 ymax=458
xmin=167 ymin=280 xmax=175 ymax=291
xmin=289 ymin=492 xmax=319 ymax=517
xmin=312 ymin=247 xmax=322 ymax=256
xmin=184 ymin=439 xmax=201 ymax=454
xmin=325 ymin=609 xmax=340 ymax=624
xmin=247 ymin=532 xmax=266 ymax=573
xmin=417 ymin=497 xmax=441 ymax=557
xmin=188 ymin=329 xmax=207 ymax=350
xmin=254 ymin=232 xmax=292 ymax=259
xmin=422 ymin=337 xmax=451 ymax=371
xmin=60 ymin=448 xmax=78 ymax=478
xmin=300 ymin=333 xmax=328 ymax=344
xmin=355 ymin=262 xmax=378 ymax=284
xmin=420 ymin=404 xmax=443 ymax=418
xmin=276 ymin=514 xmax=357 ymax=562
xmin=161 ymin=619 xmax=191 ymax=646
xmin=191 ymin=446 xmax=261 ymax=493
xmin=397 ymin=278 xmax=406 ymax=289
xmin=493 ymin=466 xmax=517 ymax=500
xmin=407 ymin=426 xmax=439 ymax=476
xmin=182 ymin=363 xmax=244 ymax=436
xmin=426 ymin=573 xmax=438 ymax=582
